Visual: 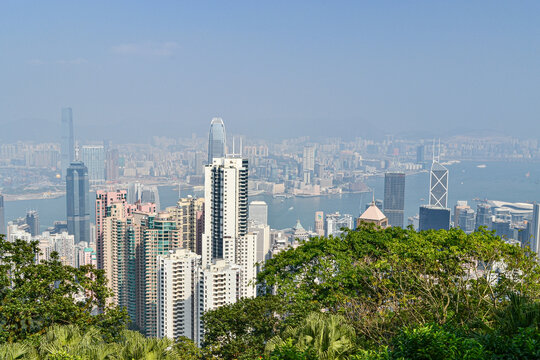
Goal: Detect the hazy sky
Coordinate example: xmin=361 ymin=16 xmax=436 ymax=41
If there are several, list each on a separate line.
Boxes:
xmin=1 ymin=1 xmax=540 ymax=142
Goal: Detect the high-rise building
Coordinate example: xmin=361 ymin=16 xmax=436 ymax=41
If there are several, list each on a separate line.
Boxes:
xmin=141 ymin=186 xmax=161 ymax=211
xmin=302 ymin=146 xmax=315 ymax=184
xmin=202 ymin=157 xmax=248 ymax=266
xmin=0 ymin=194 xmax=5 ymax=235
xmin=314 ymin=211 xmax=324 ymax=236
xmin=167 ymin=197 xmax=205 ymax=254
xmin=476 ymin=203 xmax=492 ymax=230
xmin=157 ymin=249 xmax=201 ymax=341
xmin=236 ymin=233 xmax=257 ymax=298
xmin=383 ymin=173 xmax=405 ymax=227
xmin=81 ymin=145 xmax=105 ymax=184
xmin=35 ymin=231 xmax=75 ymax=266
xmin=99 ymin=198 xmax=156 ymax=324
xmin=416 ymin=145 xmax=425 ymax=164
xmin=139 ymin=213 xmax=181 ymax=337
xmin=458 ymin=208 xmax=476 ymax=234
xmin=492 ymin=219 xmax=514 ymax=240
xmin=249 ymin=201 xmax=268 ymax=226
xmin=325 ymin=212 xmax=354 ymax=237
xmin=208 ymin=118 xmax=226 ymax=164
xmin=25 ymin=210 xmax=40 ymax=236
xmin=429 ymin=162 xmax=448 ymax=208
xmin=66 ymin=162 xmax=90 ymax=243
xmin=249 ymin=221 xmax=271 ymax=264
xmin=454 ymin=201 xmax=470 ymax=228
xmin=60 ymin=108 xmax=74 ymax=178
xmin=105 ymin=148 xmax=119 ymax=181
xmin=196 ymin=260 xmax=240 ymax=344
xmin=419 ymin=205 xmax=451 ymax=231
xmin=95 ymin=190 xmax=128 ymax=270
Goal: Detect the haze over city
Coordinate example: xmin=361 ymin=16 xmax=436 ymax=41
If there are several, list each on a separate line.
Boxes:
xmin=2 ymin=1 xmax=540 ymax=141
xmin=2 ymin=2 xmax=540 ymax=359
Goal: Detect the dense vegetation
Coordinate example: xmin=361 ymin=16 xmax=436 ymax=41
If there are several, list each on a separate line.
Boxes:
xmin=1 ymin=226 xmax=540 ymax=359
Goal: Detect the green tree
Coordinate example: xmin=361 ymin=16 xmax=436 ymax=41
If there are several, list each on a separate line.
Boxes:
xmin=0 ymin=235 xmax=128 ymax=343
xmin=265 ymin=312 xmax=357 ymax=360
xmin=258 ymin=226 xmax=540 ymax=344
xmin=202 ymin=295 xmax=286 ymax=359
xmin=390 ymin=324 xmax=485 ymax=360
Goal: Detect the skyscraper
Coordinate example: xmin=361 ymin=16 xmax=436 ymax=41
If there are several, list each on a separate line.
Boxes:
xmin=458 ymin=208 xmax=476 ymax=234
xmin=81 ymin=145 xmax=105 ymax=184
xmin=476 ymin=203 xmax=492 ymax=230
xmin=95 ymin=190 xmax=128 ymax=270
xmin=302 ymin=146 xmax=315 ymax=184
xmin=202 ymin=157 xmax=248 ymax=266
xmin=139 ymin=213 xmax=181 ymax=337
xmin=25 ymin=210 xmax=40 ymax=236
xmin=454 ymin=201 xmax=470 ymax=228
xmin=157 ymin=249 xmax=201 ymax=341
xmin=167 ymin=197 xmax=205 ymax=254
xmin=0 ymin=194 xmax=5 ymax=235
xmin=314 ymin=211 xmax=324 ymax=236
xmin=60 ymin=108 xmax=74 ymax=178
xmin=105 ymin=148 xmax=119 ymax=181
xmin=429 ymin=162 xmax=448 ymax=208
xmin=383 ymin=173 xmax=405 ymax=227
xmin=249 ymin=201 xmax=268 ymax=226
xmin=66 ymin=162 xmax=90 ymax=243
xmin=419 ymin=205 xmax=451 ymax=231
xmin=325 ymin=212 xmax=354 ymax=237
xmin=207 ymin=117 xmax=226 ymax=164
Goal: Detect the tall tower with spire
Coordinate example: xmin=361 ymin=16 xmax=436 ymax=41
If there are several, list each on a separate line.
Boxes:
xmin=207 ymin=117 xmax=226 ymax=164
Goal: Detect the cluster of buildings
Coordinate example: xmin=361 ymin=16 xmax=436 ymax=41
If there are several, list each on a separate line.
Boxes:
xmin=2 ymin=110 xmax=540 ymax=348
xmin=9 ymin=117 xmax=270 ymax=345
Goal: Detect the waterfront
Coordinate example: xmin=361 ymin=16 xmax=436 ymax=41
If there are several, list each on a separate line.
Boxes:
xmin=4 ymin=161 xmax=540 ymax=233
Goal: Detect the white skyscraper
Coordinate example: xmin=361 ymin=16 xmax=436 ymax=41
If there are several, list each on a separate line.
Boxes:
xmin=196 ymin=260 xmax=240 ymax=344
xmin=236 ymin=233 xmax=257 ymax=298
xmin=202 ymin=157 xmax=248 ymax=266
xmin=157 ymin=249 xmax=201 ymax=341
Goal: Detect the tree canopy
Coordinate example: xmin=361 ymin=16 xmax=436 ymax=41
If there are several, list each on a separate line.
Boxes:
xmin=0 ymin=235 xmax=128 ymax=343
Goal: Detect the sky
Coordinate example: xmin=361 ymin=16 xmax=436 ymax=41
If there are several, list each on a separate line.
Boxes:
xmin=1 ymin=1 xmax=540 ymax=142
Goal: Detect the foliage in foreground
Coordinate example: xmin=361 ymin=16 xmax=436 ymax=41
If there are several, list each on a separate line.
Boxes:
xmin=0 ymin=235 xmax=128 ymax=343
xmin=0 ymin=324 xmax=201 ymax=360
xmin=3 ymin=227 xmax=540 ymax=359
xmin=203 ymin=226 xmax=540 ymax=359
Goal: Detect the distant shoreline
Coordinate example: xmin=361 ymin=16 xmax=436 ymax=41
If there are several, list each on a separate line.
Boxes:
xmin=4 ymin=192 xmax=65 ymax=202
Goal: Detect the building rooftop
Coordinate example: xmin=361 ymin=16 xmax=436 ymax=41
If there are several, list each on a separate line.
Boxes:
xmin=360 ymin=203 xmax=387 ymax=221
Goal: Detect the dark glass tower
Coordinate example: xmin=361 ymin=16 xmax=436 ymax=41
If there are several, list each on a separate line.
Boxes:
xmin=61 ymin=108 xmax=75 ymax=178
xmin=207 ymin=117 xmax=226 ymax=164
xmin=66 ymin=161 xmax=90 ymax=243
xmin=419 ymin=205 xmax=450 ymax=231
xmin=25 ymin=210 xmax=40 ymax=236
xmin=383 ymin=173 xmax=405 ymax=227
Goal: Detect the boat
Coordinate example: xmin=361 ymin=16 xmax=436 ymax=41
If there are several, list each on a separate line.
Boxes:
xmin=477 ymin=164 xmax=487 ymax=168
xmin=288 ymin=206 xmax=294 ymax=211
